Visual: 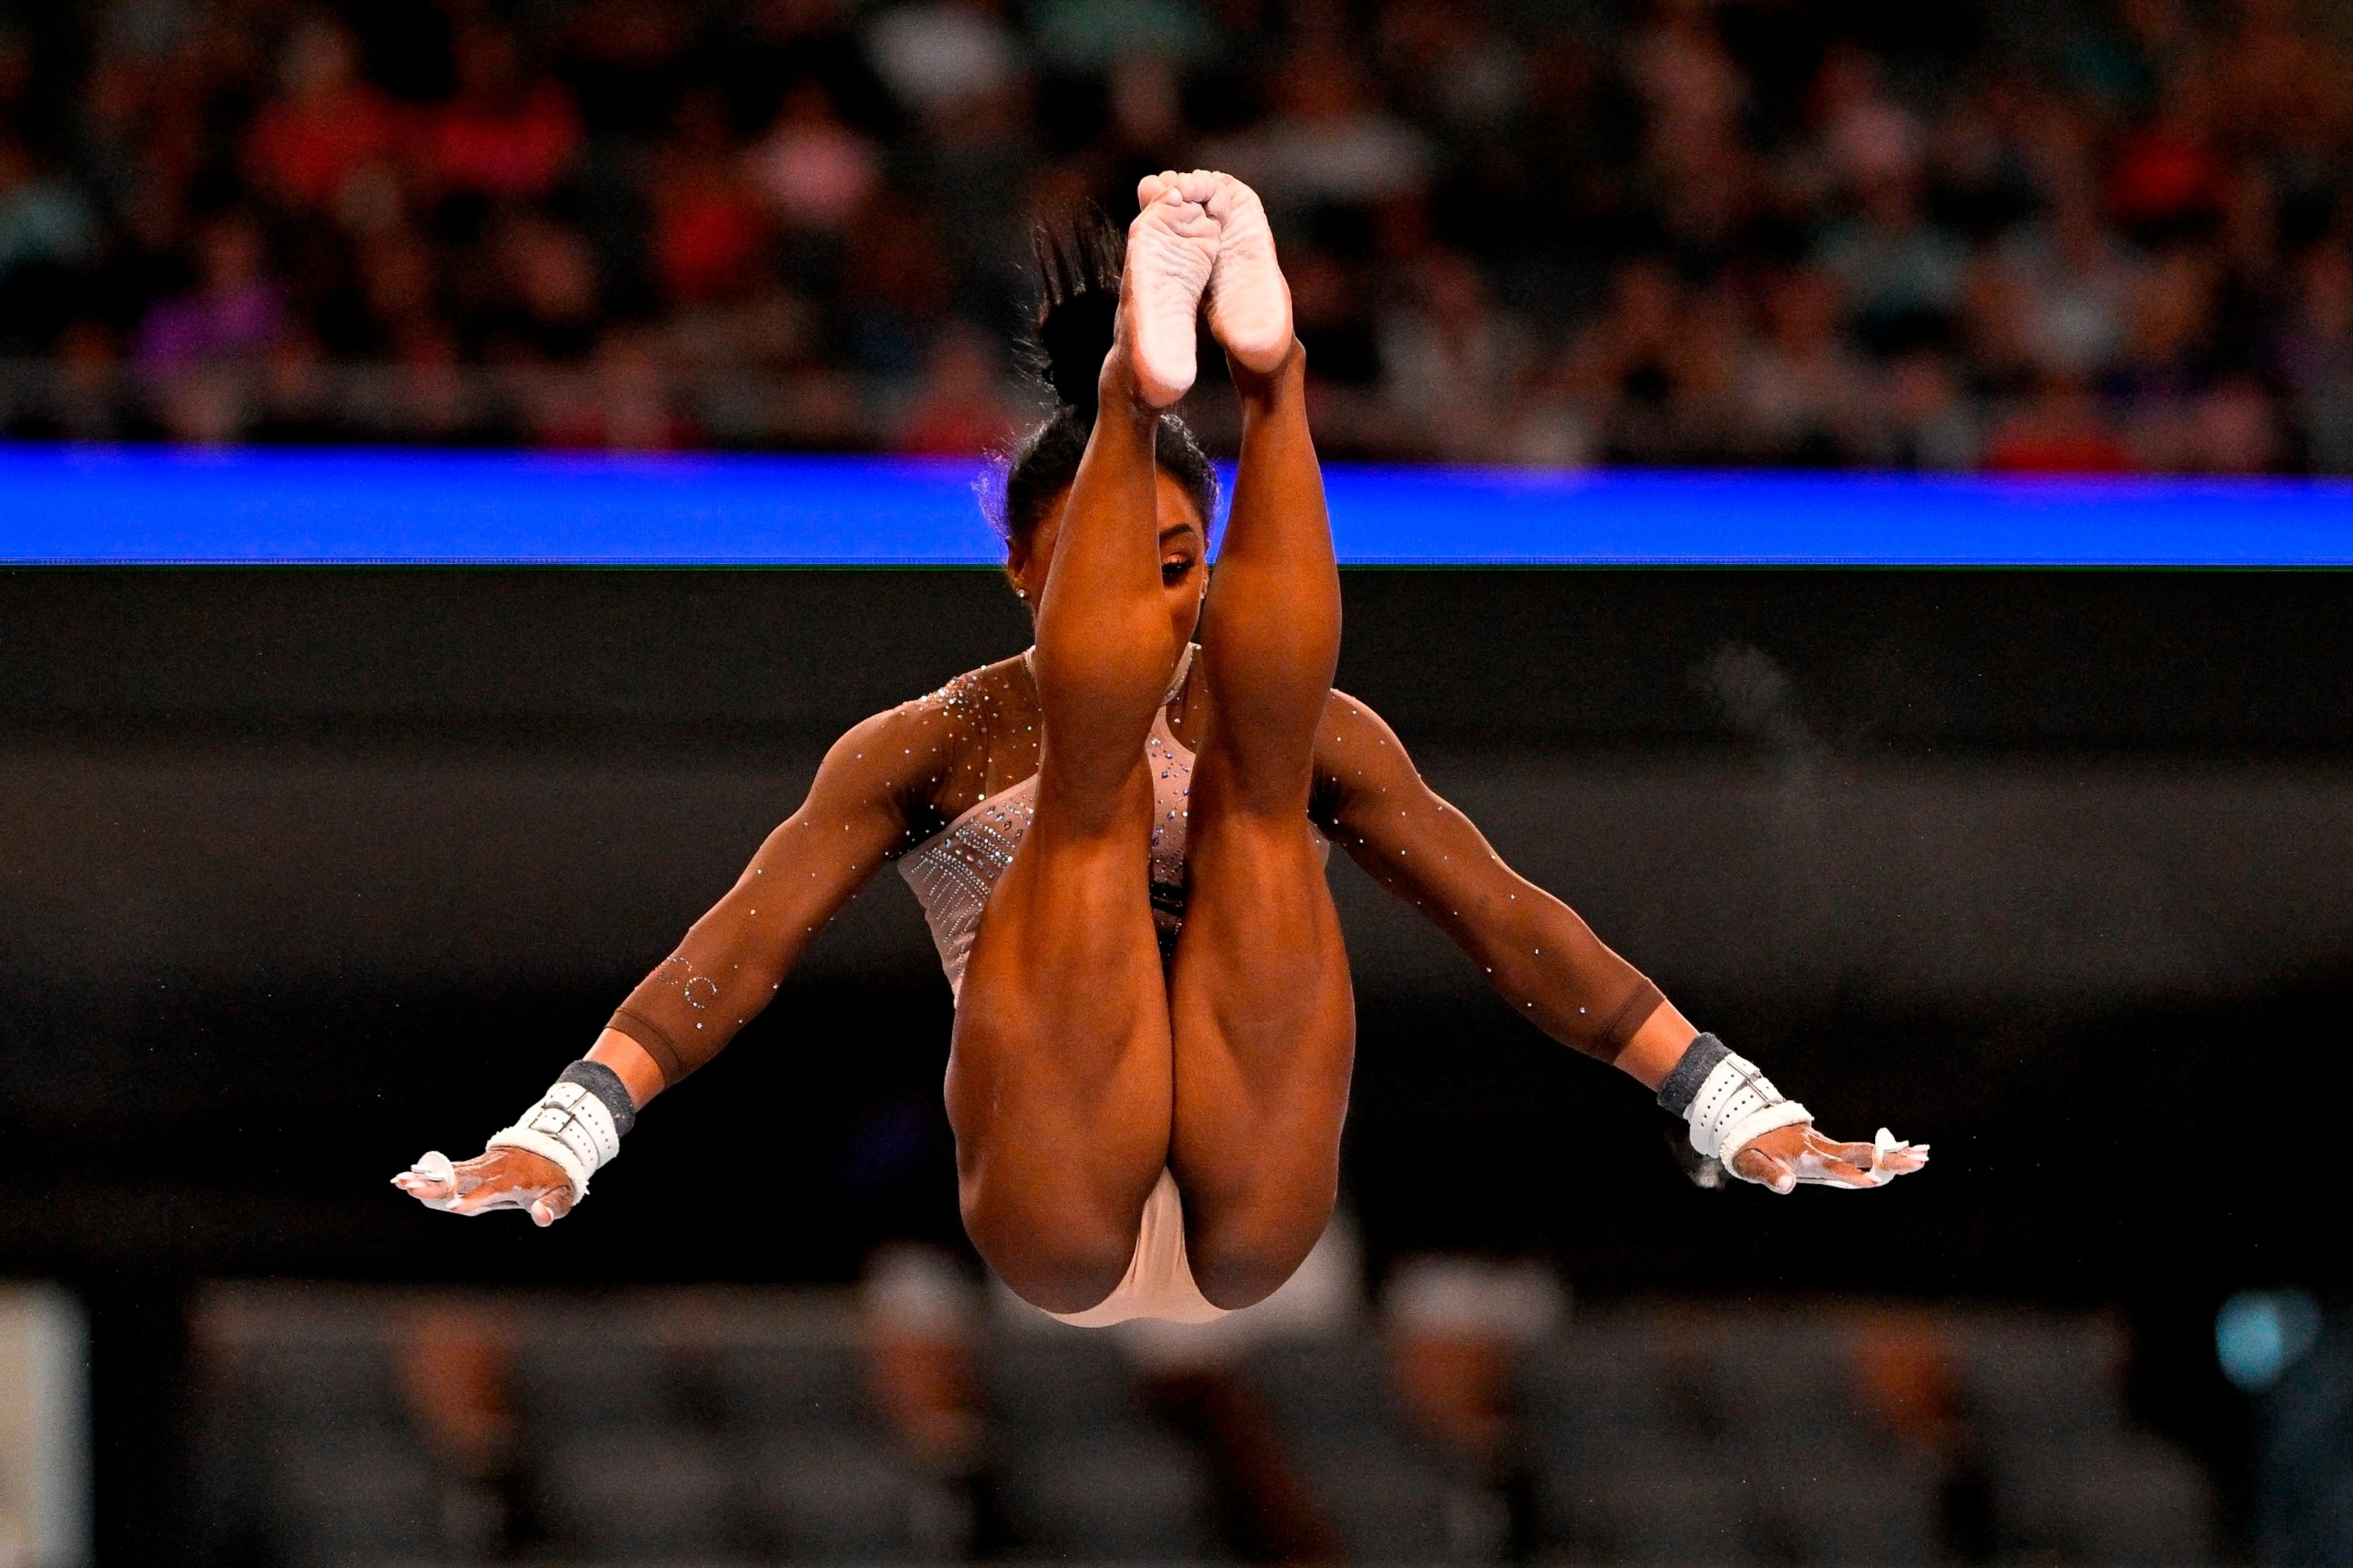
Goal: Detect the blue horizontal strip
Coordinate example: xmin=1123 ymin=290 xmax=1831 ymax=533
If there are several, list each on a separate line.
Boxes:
xmin=2 ymin=445 xmax=2349 ymax=566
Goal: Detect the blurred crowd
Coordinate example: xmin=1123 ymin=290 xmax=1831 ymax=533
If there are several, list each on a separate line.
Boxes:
xmin=198 ymin=1253 xmax=2215 ymax=1564
xmin=2 ymin=0 xmax=2353 ymax=468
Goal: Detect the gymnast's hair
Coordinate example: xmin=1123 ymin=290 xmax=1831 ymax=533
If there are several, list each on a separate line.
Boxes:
xmin=987 ymin=214 xmax=1219 ymax=556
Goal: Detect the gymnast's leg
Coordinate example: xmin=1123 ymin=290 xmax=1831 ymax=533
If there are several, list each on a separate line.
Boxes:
xmin=1167 ymin=173 xmax=1356 ymax=1309
xmin=946 ymin=191 xmax=1217 ymax=1314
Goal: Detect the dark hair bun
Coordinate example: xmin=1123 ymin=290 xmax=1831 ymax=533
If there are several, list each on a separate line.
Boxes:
xmin=1025 ymin=213 xmax=1123 ymax=420
xmin=992 ymin=207 xmax=1217 ymax=556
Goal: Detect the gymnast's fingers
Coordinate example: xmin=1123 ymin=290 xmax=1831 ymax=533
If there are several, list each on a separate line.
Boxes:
xmin=395 ymin=1147 xmax=566 ymax=1216
xmin=1737 ymin=1121 xmax=1815 ymax=1166
xmin=529 ymin=1185 xmax=578 ymax=1227
xmin=1730 ymin=1144 xmax=1798 ymax=1193
xmin=1852 ymin=1125 xmax=1930 ymax=1176
xmin=1792 ymin=1126 xmax=1929 ymax=1186
xmin=1795 ymin=1147 xmax=1883 ymax=1187
xmin=445 ymin=1177 xmax=536 ymax=1217
xmin=391 ymin=1150 xmax=459 ymax=1207
xmin=446 ymin=1151 xmax=571 ymax=1216
xmin=1805 ymin=1129 xmax=1883 ymax=1171
xmin=1877 ymin=1137 xmax=1931 ymax=1174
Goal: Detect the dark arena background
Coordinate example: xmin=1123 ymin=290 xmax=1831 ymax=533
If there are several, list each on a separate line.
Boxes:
xmin=1 ymin=2 xmax=2351 ymax=1566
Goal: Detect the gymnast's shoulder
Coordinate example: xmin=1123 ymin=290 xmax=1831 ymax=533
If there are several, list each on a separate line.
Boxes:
xmin=799 ymin=655 xmax=1040 ymax=833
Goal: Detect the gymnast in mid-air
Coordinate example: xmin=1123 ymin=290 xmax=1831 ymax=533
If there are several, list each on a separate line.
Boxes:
xmin=397 ymin=171 xmax=1924 ymax=1326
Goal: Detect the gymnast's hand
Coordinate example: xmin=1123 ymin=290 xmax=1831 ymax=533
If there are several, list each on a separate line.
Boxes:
xmin=1729 ymin=1123 xmax=1929 ymax=1194
xmin=392 ymin=1147 xmax=578 ymax=1226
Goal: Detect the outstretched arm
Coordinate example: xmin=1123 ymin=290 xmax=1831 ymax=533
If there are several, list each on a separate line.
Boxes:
xmin=1311 ymin=692 xmax=1677 ymax=1070
xmin=594 ymin=706 xmax=934 ymax=1094
xmin=394 ymin=699 xmax=952 ymax=1223
xmin=1311 ymin=692 xmax=1924 ymax=1193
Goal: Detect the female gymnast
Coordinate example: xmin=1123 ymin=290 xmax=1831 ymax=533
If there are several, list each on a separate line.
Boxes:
xmin=397 ymin=172 xmax=1924 ymax=1326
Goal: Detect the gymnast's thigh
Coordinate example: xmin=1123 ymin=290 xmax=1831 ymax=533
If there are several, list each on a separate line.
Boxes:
xmin=944 ymin=767 xmax=1175 ymax=1312
xmin=1166 ymin=807 xmax=1356 ymax=1309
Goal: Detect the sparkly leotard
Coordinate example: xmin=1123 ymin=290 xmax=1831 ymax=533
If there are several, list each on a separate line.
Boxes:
xmin=896 ymin=644 xmax=1322 ymax=1329
xmin=898 ymin=647 xmax=1199 ymax=1000
xmin=602 ymin=643 xmax=1657 ymax=1327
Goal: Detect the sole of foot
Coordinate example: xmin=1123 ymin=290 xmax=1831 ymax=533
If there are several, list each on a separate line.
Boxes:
xmin=1127 ymin=175 xmax=1220 ymax=408
xmin=1199 ymin=172 xmax=1292 ymax=375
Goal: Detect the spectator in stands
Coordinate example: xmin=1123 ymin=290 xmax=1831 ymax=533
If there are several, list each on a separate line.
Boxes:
xmin=2001 ymin=186 xmax=2138 ymax=380
xmin=1868 ymin=348 xmax=1982 ymax=470
xmin=859 ymin=1244 xmax=984 ymax=1471
xmin=748 ymin=80 xmax=882 ymax=234
xmin=1203 ymin=41 xmax=1432 ymax=212
xmin=1567 ymin=259 xmax=1752 ymax=465
xmin=649 ymin=92 xmax=770 ymax=308
xmin=893 ymin=320 xmax=1022 ymax=455
xmin=2279 ymin=247 xmax=2353 ymax=471
xmin=1026 ymin=0 xmax=1219 ymax=76
xmin=2112 ymin=244 xmax=2221 ymax=468
xmin=243 ymin=17 xmax=400 ymax=213
xmin=836 ymin=188 xmax=953 ymax=375
xmin=2182 ymin=374 xmax=2281 ymax=472
xmin=559 ymin=0 xmax=692 ymax=144
xmin=425 ymin=20 xmax=583 ymax=201
xmin=355 ymin=227 xmax=447 ymax=362
xmin=2105 ymin=70 xmax=2228 ymax=244
xmin=1383 ymin=1255 xmax=1561 ymax=1471
xmin=1377 ymin=246 xmax=1529 ymax=456
xmin=135 ymin=212 xmax=286 ymax=367
xmin=1562 ymin=258 xmax=1686 ymax=453
xmin=864 ymin=0 xmax=1022 ymax=126
xmin=394 ymin=1305 xmax=519 ymax=1560
xmin=1982 ymin=373 xmax=2132 ymax=472
xmin=1811 ymin=54 xmax=1968 ymax=356
xmin=2 ymin=0 xmax=2351 ymax=470
xmin=484 ymin=211 xmax=601 ymax=358
xmin=1739 ymin=267 xmax=1869 ymax=464
xmin=0 ymin=135 xmax=96 ymax=290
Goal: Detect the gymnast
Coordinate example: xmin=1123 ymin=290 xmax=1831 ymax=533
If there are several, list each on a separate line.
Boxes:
xmin=396 ymin=172 xmax=1924 ymax=1326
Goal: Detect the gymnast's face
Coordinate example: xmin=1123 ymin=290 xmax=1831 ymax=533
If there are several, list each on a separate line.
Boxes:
xmin=1007 ymin=469 xmax=1209 ymax=649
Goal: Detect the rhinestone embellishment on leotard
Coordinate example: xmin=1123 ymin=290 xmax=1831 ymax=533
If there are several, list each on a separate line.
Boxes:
xmin=900 ymin=707 xmax=1194 ymax=997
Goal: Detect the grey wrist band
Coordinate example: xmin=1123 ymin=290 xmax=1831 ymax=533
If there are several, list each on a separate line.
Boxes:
xmin=1656 ymin=1033 xmax=1730 ymax=1118
xmin=558 ymin=1059 xmax=638 ymax=1138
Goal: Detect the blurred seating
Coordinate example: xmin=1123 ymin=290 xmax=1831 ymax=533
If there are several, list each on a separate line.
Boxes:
xmin=1526 ymin=1329 xmax=1748 ymax=1563
xmin=1245 ymin=1333 xmax=1507 ymax=1561
xmin=1985 ymin=1432 xmax=2214 ymax=1565
xmin=1958 ymin=1318 xmax=2215 ymax=1564
xmin=986 ymin=1327 xmax=1217 ymax=1560
xmin=1525 ymin=1308 xmax=2203 ymax=1567
xmin=513 ymin=1332 xmax=739 ymax=1561
xmin=512 ymin=1330 xmax=682 ymax=1430
xmin=715 ymin=1338 xmax=963 ymax=1560
xmin=259 ymin=1433 xmax=440 ymax=1568
xmin=198 ymin=1333 xmax=443 ymax=1568
xmin=191 ymin=1282 xmax=2217 ymax=1566
xmin=533 ymin=1426 xmax=741 ymax=1563
xmin=742 ymin=1430 xmax=957 ymax=1561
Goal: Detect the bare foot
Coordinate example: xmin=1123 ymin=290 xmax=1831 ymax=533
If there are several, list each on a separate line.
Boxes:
xmin=1196 ymin=171 xmax=1292 ymax=374
xmin=1124 ymin=173 xmax=1220 ymax=407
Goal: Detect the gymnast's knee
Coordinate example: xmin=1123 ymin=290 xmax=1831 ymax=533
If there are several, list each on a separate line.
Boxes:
xmin=961 ymin=1188 xmax=1136 ymax=1316
xmin=1186 ymin=1200 xmax=1333 ymax=1312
